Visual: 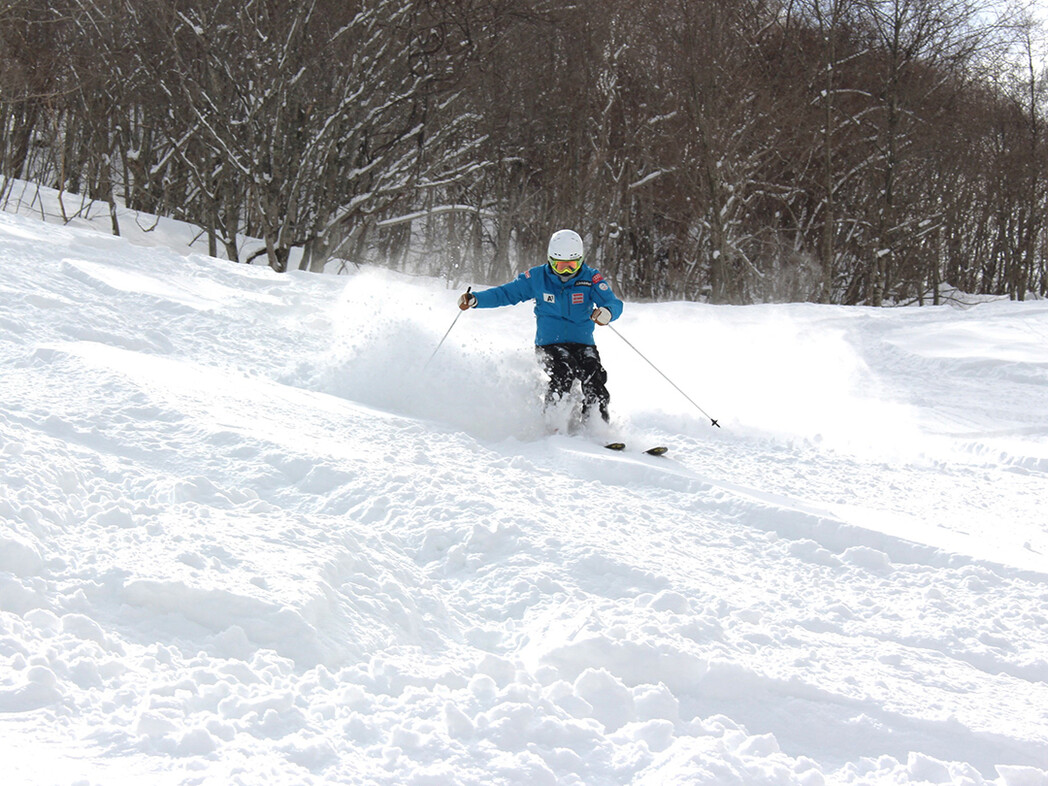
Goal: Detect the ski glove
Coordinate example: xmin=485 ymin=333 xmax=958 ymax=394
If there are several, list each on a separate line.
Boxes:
xmin=591 ymin=306 xmax=612 ymax=326
xmin=458 ymin=291 xmax=477 ymax=310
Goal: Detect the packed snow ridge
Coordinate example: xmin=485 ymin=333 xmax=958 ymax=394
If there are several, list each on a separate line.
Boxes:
xmin=1 ymin=190 xmax=1047 ymax=785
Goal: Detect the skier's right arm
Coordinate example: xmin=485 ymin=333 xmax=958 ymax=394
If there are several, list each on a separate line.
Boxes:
xmin=471 ymin=272 xmax=533 ymax=309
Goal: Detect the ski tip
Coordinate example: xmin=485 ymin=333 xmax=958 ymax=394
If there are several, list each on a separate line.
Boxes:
xmin=604 ymin=442 xmax=669 ymax=456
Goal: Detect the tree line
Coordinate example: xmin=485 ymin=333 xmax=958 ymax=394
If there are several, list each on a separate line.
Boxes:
xmin=1 ymin=0 xmax=1045 ymax=304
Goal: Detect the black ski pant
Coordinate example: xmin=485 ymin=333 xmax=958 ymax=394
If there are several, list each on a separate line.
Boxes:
xmin=536 ymin=342 xmax=610 ymax=424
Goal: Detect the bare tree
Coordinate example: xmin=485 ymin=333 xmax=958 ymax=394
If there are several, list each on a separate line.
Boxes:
xmin=3 ymin=0 xmax=1045 ymax=302
xmin=0 ymin=2 xmax=69 ymax=201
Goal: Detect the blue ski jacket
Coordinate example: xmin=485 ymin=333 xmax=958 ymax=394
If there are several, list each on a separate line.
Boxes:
xmin=473 ymin=263 xmax=623 ymax=346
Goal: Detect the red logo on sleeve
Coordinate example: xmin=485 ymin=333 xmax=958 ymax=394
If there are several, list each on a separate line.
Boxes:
xmin=592 ymin=273 xmax=604 ymax=283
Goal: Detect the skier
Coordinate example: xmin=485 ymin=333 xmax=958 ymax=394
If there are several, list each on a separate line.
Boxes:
xmin=458 ymin=229 xmax=623 ymax=428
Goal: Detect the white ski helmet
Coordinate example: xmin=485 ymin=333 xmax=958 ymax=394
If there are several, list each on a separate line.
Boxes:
xmin=547 ymin=229 xmax=584 ymax=276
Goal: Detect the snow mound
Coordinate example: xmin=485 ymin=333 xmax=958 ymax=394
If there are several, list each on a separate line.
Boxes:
xmin=1 ymin=200 xmax=1046 ymax=784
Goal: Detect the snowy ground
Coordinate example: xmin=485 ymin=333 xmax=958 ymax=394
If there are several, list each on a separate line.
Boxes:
xmin=1 ymin=185 xmax=1047 ymax=784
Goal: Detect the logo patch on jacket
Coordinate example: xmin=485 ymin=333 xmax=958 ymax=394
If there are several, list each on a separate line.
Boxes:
xmin=572 ymin=292 xmax=584 ymax=304
xmin=592 ymin=273 xmax=604 ymax=283
xmin=543 ymin=293 xmax=555 ymax=303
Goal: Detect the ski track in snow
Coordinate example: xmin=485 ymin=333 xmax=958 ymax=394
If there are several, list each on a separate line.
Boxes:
xmin=0 ymin=200 xmax=1047 ymax=785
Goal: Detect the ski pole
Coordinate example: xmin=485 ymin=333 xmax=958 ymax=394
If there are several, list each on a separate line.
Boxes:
xmin=608 ymin=324 xmax=720 ymax=428
xmin=424 ymin=287 xmax=470 ymax=369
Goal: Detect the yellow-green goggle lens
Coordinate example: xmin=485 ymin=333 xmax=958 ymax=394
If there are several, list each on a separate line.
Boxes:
xmin=549 ymin=257 xmax=581 ymax=274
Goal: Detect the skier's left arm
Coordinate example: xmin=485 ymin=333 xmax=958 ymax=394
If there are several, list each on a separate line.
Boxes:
xmin=590 ymin=276 xmax=623 ymax=326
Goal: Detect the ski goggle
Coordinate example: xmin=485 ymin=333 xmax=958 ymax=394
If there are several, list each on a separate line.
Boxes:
xmin=549 ymin=256 xmax=582 ymax=275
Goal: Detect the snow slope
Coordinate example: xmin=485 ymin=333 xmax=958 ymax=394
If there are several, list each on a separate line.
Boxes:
xmin=1 ymin=194 xmax=1047 ymax=785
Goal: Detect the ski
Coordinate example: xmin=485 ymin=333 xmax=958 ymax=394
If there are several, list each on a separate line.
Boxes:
xmin=604 ymin=442 xmax=669 ymax=456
